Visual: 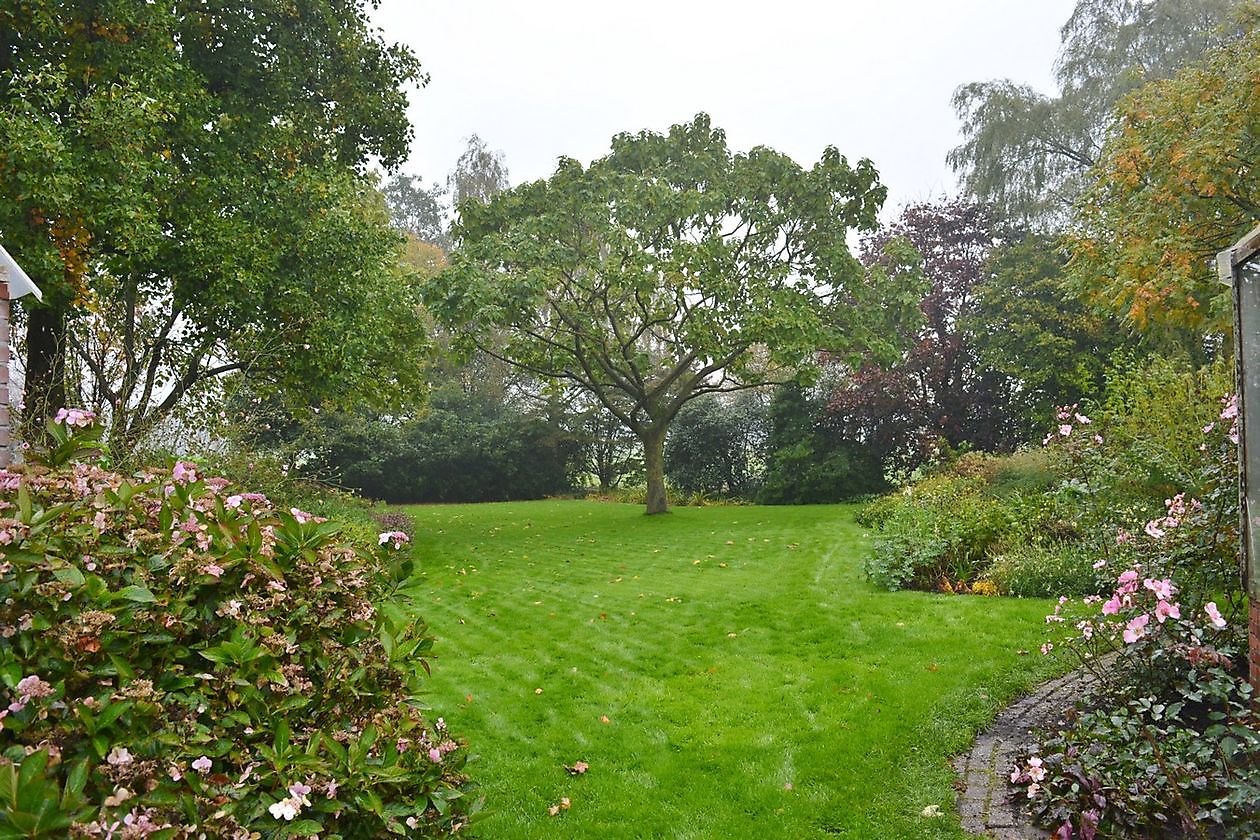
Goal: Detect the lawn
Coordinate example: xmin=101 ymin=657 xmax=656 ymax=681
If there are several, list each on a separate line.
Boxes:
xmin=402 ymin=500 xmax=1064 ymax=838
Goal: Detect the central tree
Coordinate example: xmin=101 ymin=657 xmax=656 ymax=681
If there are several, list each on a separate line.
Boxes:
xmin=426 ymin=115 xmax=888 ymax=513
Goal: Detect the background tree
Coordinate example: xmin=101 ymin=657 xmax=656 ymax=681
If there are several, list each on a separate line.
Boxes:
xmin=665 ymin=392 xmax=768 ymax=499
xmin=948 ymin=0 xmax=1242 ymax=227
xmin=967 ymin=234 xmax=1131 ymax=437
xmin=826 ymin=201 xmax=1019 ymax=472
xmin=382 ymin=174 xmax=450 ymax=249
xmin=1067 ymin=8 xmax=1260 ymax=334
xmin=426 ymin=114 xmax=890 ymax=513
xmin=757 ymin=382 xmax=887 ymax=504
xmin=566 ymin=393 xmax=643 ymax=491
xmin=447 ymin=134 xmax=510 ymax=210
xmin=299 ymin=387 xmax=573 ymax=504
xmin=0 ymin=0 xmax=424 ymax=445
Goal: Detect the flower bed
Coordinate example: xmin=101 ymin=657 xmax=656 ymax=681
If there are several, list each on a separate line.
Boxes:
xmin=1010 ymin=395 xmax=1258 ymax=839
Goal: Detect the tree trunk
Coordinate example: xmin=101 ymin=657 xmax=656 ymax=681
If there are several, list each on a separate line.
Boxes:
xmin=642 ymin=428 xmax=668 ymax=515
xmin=23 ymin=303 xmax=68 ymax=434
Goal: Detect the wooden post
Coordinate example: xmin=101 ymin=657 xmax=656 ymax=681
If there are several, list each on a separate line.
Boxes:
xmin=1219 ymin=223 xmax=1260 ymax=691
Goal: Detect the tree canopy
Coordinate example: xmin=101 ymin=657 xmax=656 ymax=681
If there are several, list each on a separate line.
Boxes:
xmin=0 ymin=0 xmax=427 ymax=449
xmin=826 ymin=201 xmax=1019 ymax=472
xmin=948 ymin=0 xmax=1242 ymax=227
xmin=425 ymin=114 xmax=890 ymax=513
xmin=1067 ymin=7 xmax=1260 ymax=333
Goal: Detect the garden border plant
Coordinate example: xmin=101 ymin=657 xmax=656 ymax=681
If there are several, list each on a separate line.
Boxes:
xmin=0 ymin=412 xmax=480 ymax=837
xmin=1009 ymin=394 xmax=1258 ymax=839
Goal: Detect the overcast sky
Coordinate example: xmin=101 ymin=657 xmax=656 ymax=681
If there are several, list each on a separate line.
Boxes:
xmin=371 ymin=0 xmax=1077 ymax=219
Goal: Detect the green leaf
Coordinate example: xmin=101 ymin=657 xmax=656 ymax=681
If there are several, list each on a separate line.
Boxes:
xmin=116 ymin=585 xmax=156 ymax=603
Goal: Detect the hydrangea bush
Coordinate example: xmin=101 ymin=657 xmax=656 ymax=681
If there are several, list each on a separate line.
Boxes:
xmin=1011 ymin=396 xmax=1258 ymax=839
xmin=0 ymin=413 xmax=479 ymax=837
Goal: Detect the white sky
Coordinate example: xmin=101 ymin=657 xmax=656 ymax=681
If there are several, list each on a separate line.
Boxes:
xmin=371 ymin=0 xmax=1076 ymax=219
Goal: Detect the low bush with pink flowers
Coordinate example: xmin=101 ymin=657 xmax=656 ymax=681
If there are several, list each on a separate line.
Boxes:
xmin=0 ymin=414 xmax=479 ymax=837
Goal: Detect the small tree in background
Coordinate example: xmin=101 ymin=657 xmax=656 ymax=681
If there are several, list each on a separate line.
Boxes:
xmin=826 ymin=201 xmax=1019 ymax=473
xmin=665 ymin=392 xmax=768 ymax=499
xmin=758 ymin=383 xmax=887 ymax=504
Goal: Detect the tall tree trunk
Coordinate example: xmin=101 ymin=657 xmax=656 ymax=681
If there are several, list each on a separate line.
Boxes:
xmin=642 ymin=427 xmax=668 ymax=515
xmin=23 ymin=303 xmax=68 ymax=435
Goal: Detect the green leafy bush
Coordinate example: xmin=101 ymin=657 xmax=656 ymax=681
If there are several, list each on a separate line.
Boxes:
xmin=983 ymin=542 xmax=1105 ymax=598
xmin=863 ymin=474 xmax=1014 ymax=590
xmin=665 ymin=393 xmax=766 ymax=500
xmin=0 ymin=416 xmax=479 ymax=837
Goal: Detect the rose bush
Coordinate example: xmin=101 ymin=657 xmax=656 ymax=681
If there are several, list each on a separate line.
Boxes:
xmin=1011 ymin=394 xmax=1257 ymax=838
xmin=0 ymin=414 xmax=479 ymax=837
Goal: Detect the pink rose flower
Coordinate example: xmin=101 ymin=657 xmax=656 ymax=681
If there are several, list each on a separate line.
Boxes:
xmin=1122 ymin=613 xmax=1150 ymax=644
xmin=1154 ymin=600 xmax=1180 ymax=623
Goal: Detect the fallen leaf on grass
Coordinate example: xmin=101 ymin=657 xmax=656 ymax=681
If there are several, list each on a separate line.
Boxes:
xmin=921 ymin=805 xmax=942 ymax=818
xmin=599 ymin=715 xmax=611 ymax=724
xmin=564 ymin=761 xmax=589 ymax=775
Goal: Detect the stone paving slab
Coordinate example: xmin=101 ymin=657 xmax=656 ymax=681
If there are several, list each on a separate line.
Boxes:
xmin=954 ymin=666 xmax=1103 ymax=838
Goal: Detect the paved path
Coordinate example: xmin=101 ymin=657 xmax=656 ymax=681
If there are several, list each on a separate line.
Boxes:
xmin=954 ymin=666 xmax=1103 ymax=838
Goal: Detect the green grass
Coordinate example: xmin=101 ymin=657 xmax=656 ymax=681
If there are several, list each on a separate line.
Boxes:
xmin=402 ymin=500 xmax=1064 ymax=838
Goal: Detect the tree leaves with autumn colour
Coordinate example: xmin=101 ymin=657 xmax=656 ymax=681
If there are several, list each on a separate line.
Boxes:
xmin=1067 ymin=7 xmax=1260 ymax=333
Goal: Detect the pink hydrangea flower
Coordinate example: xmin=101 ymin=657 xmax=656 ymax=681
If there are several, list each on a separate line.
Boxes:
xmin=378 ymin=531 xmax=410 ymax=549
xmin=172 ymin=461 xmax=198 ymax=485
xmin=54 ymin=407 xmax=96 ymax=428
